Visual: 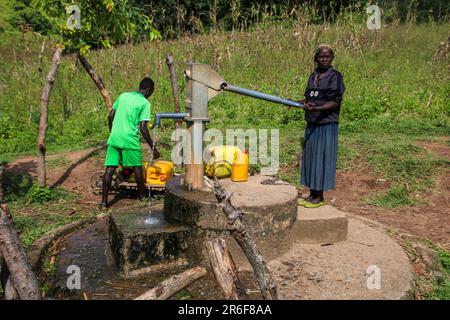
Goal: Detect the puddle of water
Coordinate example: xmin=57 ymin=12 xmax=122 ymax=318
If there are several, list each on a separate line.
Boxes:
xmin=144 ymin=214 xmax=161 ymax=225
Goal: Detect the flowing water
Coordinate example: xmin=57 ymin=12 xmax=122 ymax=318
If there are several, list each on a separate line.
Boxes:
xmin=144 ymin=127 xmax=160 ymax=225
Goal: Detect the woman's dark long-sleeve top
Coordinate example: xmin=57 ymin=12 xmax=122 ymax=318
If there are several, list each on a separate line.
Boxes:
xmin=304 ymin=66 xmax=345 ymax=123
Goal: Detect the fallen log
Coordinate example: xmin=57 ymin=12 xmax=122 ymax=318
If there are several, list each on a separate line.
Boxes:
xmin=206 ymin=238 xmax=247 ymax=300
xmin=0 ymin=163 xmax=5 ymax=202
xmin=0 ymin=259 xmax=19 ymax=300
xmin=204 ymin=177 xmax=279 ymax=300
xmin=134 ymin=266 xmax=206 ymax=300
xmin=0 ymin=204 xmax=41 ymax=300
xmin=0 ymin=164 xmax=18 ymax=300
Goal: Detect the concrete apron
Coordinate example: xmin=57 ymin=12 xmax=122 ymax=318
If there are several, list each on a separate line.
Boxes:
xmin=228 ymin=208 xmax=413 ymax=299
xmin=109 ymin=175 xmax=413 ymax=299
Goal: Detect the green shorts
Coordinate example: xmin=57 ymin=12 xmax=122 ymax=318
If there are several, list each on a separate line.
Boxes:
xmin=105 ymin=145 xmax=142 ymax=167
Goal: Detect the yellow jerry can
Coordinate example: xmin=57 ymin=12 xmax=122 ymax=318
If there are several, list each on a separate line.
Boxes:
xmin=205 ymin=145 xmax=241 ymax=178
xmin=145 ymin=160 xmax=174 ymax=187
xmin=231 ymin=150 xmax=249 ymax=182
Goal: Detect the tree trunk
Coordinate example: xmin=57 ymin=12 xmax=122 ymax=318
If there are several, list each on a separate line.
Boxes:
xmin=76 ymin=51 xmax=112 ymax=113
xmin=37 ymin=44 xmax=64 ymax=186
xmin=204 ymin=177 xmax=279 ymax=300
xmin=165 ymin=55 xmax=183 ymax=167
xmin=206 ymin=238 xmax=247 ymax=300
xmin=134 ymin=266 xmax=206 ymax=300
xmin=0 ymin=204 xmax=41 ymax=300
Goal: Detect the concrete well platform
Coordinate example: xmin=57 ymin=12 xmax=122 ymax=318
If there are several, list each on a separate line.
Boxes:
xmin=164 ymin=174 xmax=298 ymax=236
xmin=293 ymin=205 xmax=348 ymax=244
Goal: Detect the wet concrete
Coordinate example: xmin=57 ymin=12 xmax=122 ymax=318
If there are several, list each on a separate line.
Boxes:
xmin=109 ymin=205 xmax=200 ymax=277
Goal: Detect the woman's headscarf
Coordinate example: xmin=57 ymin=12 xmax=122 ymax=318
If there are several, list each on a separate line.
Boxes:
xmin=314 ymin=44 xmax=335 ymax=63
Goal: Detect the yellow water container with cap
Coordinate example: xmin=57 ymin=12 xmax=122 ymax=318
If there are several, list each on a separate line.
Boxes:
xmin=145 ymin=160 xmax=174 ymax=187
xmin=231 ymin=150 xmax=249 ymax=182
xmin=205 ymin=145 xmax=241 ymax=178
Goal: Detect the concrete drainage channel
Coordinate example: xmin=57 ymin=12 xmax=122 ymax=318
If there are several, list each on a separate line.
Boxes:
xmin=48 ymin=175 xmax=413 ymax=300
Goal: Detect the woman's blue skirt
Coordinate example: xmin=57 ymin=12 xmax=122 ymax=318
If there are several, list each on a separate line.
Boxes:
xmin=300 ymin=122 xmax=338 ymax=191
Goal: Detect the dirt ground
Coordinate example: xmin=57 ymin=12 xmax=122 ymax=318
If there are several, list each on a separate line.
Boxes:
xmin=326 ymin=140 xmax=450 ymax=250
xmin=6 ymin=139 xmax=450 ymax=249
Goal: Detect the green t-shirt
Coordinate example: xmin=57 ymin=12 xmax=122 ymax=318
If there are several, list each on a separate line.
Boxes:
xmin=107 ymin=92 xmax=151 ymax=150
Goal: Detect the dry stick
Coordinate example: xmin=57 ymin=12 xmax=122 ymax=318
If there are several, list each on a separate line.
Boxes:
xmin=165 ymin=55 xmax=183 ymax=167
xmin=37 ymin=44 xmax=64 ymax=187
xmin=204 ymin=177 xmax=279 ymax=300
xmin=134 ymin=266 xmax=206 ymax=300
xmin=206 ymin=238 xmax=247 ymax=300
xmin=0 ymin=204 xmax=41 ymax=300
xmin=425 ymin=93 xmax=433 ymax=109
xmin=76 ymin=51 xmax=112 ymax=113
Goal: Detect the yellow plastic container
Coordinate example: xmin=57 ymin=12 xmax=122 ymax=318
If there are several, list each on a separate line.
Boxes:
xmin=205 ymin=145 xmax=241 ymax=178
xmin=231 ymin=150 xmax=249 ymax=182
xmin=145 ymin=160 xmax=174 ymax=187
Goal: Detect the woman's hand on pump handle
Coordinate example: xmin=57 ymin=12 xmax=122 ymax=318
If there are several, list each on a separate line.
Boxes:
xmin=304 ymin=101 xmax=317 ymax=112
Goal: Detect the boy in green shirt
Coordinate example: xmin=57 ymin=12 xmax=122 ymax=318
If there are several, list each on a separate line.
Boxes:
xmin=100 ymin=77 xmax=160 ymax=209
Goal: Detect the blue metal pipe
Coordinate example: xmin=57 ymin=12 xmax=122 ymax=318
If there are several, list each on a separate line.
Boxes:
xmin=154 ymin=112 xmax=189 ymax=127
xmin=222 ymin=84 xmax=304 ymax=108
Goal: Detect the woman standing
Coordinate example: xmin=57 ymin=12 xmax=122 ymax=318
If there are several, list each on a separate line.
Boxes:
xmin=298 ymin=44 xmax=345 ymax=208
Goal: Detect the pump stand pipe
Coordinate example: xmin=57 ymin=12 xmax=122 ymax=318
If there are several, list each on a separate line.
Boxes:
xmin=153 ymin=112 xmax=189 ymax=127
xmin=221 ymin=83 xmax=304 ymax=108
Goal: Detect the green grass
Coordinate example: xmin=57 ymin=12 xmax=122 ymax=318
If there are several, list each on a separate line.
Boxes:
xmin=10 ymin=202 xmax=83 ymax=248
xmin=4 ymin=170 xmax=84 ymax=248
xmin=0 ymin=22 xmax=449 ymax=156
xmin=426 ymin=250 xmax=450 ymax=300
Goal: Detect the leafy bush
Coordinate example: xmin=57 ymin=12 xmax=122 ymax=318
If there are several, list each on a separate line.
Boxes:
xmin=27 ymin=184 xmax=55 ymax=203
xmin=3 ymin=172 xmax=33 ymax=202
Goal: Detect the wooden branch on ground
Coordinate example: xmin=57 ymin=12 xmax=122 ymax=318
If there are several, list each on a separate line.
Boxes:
xmin=76 ymin=51 xmax=112 ymax=113
xmin=204 ymin=177 xmax=279 ymax=300
xmin=37 ymin=44 xmax=64 ymax=186
xmin=165 ymin=55 xmax=183 ymax=167
xmin=134 ymin=266 xmax=206 ymax=300
xmin=206 ymin=238 xmax=247 ymax=300
xmin=0 ymin=204 xmax=41 ymax=300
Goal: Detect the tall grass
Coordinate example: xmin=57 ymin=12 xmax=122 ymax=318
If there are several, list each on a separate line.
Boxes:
xmin=0 ymin=7 xmax=448 ymax=156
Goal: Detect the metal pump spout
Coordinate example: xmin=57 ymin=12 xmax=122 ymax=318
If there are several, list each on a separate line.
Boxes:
xmin=153 ymin=112 xmax=189 ymax=127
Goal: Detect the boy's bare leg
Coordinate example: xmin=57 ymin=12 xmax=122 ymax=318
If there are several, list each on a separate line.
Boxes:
xmin=134 ymin=166 xmax=146 ymax=200
xmin=101 ymin=166 xmax=116 ymax=208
